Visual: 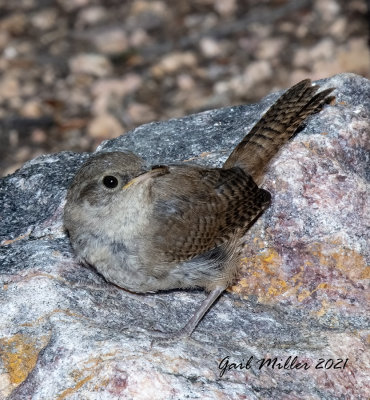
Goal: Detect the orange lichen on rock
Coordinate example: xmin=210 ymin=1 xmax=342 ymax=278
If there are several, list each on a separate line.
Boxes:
xmin=231 ymin=247 xmax=291 ymax=303
xmin=232 ymin=241 xmax=368 ymax=314
xmin=0 ymin=333 xmax=49 ymax=387
xmin=57 ymin=374 xmax=94 ymax=400
xmin=57 ymin=353 xmax=122 ymax=399
xmin=308 ymin=241 xmax=368 ymax=281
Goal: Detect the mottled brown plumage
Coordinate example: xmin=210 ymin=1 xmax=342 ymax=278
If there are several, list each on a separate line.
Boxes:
xmin=224 ymin=79 xmax=334 ymax=183
xmin=64 ymin=80 xmax=334 ymax=338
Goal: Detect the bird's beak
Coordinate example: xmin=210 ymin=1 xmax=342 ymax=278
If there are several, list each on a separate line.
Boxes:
xmin=122 ymin=178 xmax=137 ymax=190
xmin=122 ymin=166 xmax=169 ymax=190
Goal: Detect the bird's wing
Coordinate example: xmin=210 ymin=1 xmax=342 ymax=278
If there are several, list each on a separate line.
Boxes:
xmin=147 ymin=165 xmax=271 ymax=263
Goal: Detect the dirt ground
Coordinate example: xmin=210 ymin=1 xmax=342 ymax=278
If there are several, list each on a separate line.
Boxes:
xmin=0 ymin=0 xmax=369 ymax=176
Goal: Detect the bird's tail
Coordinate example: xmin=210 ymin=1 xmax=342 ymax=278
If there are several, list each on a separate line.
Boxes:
xmin=223 ymin=79 xmax=334 ymax=184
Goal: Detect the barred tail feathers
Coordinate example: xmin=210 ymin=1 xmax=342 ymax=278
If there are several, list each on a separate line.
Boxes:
xmin=223 ymin=79 xmax=334 ymax=184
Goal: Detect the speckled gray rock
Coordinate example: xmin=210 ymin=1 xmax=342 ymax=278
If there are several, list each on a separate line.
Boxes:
xmin=0 ymin=73 xmax=369 ymax=399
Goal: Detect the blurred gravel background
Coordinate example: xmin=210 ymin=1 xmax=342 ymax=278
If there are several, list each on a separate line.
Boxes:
xmin=0 ymin=0 xmax=369 ymax=176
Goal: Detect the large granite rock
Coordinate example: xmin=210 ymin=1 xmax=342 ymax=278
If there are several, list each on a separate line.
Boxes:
xmin=0 ymin=73 xmax=368 ymax=399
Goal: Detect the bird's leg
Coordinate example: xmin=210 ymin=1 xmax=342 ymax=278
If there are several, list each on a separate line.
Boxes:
xmin=150 ymin=286 xmax=225 ymax=340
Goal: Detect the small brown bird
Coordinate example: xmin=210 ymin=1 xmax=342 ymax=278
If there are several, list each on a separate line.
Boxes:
xmin=64 ymin=80 xmax=334 ymax=338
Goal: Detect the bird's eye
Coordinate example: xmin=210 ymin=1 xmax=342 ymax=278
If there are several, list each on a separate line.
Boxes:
xmin=102 ymin=175 xmax=119 ymax=189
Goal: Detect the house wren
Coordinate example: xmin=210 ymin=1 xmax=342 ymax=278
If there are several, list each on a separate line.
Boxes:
xmin=64 ymin=80 xmax=334 ymax=338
